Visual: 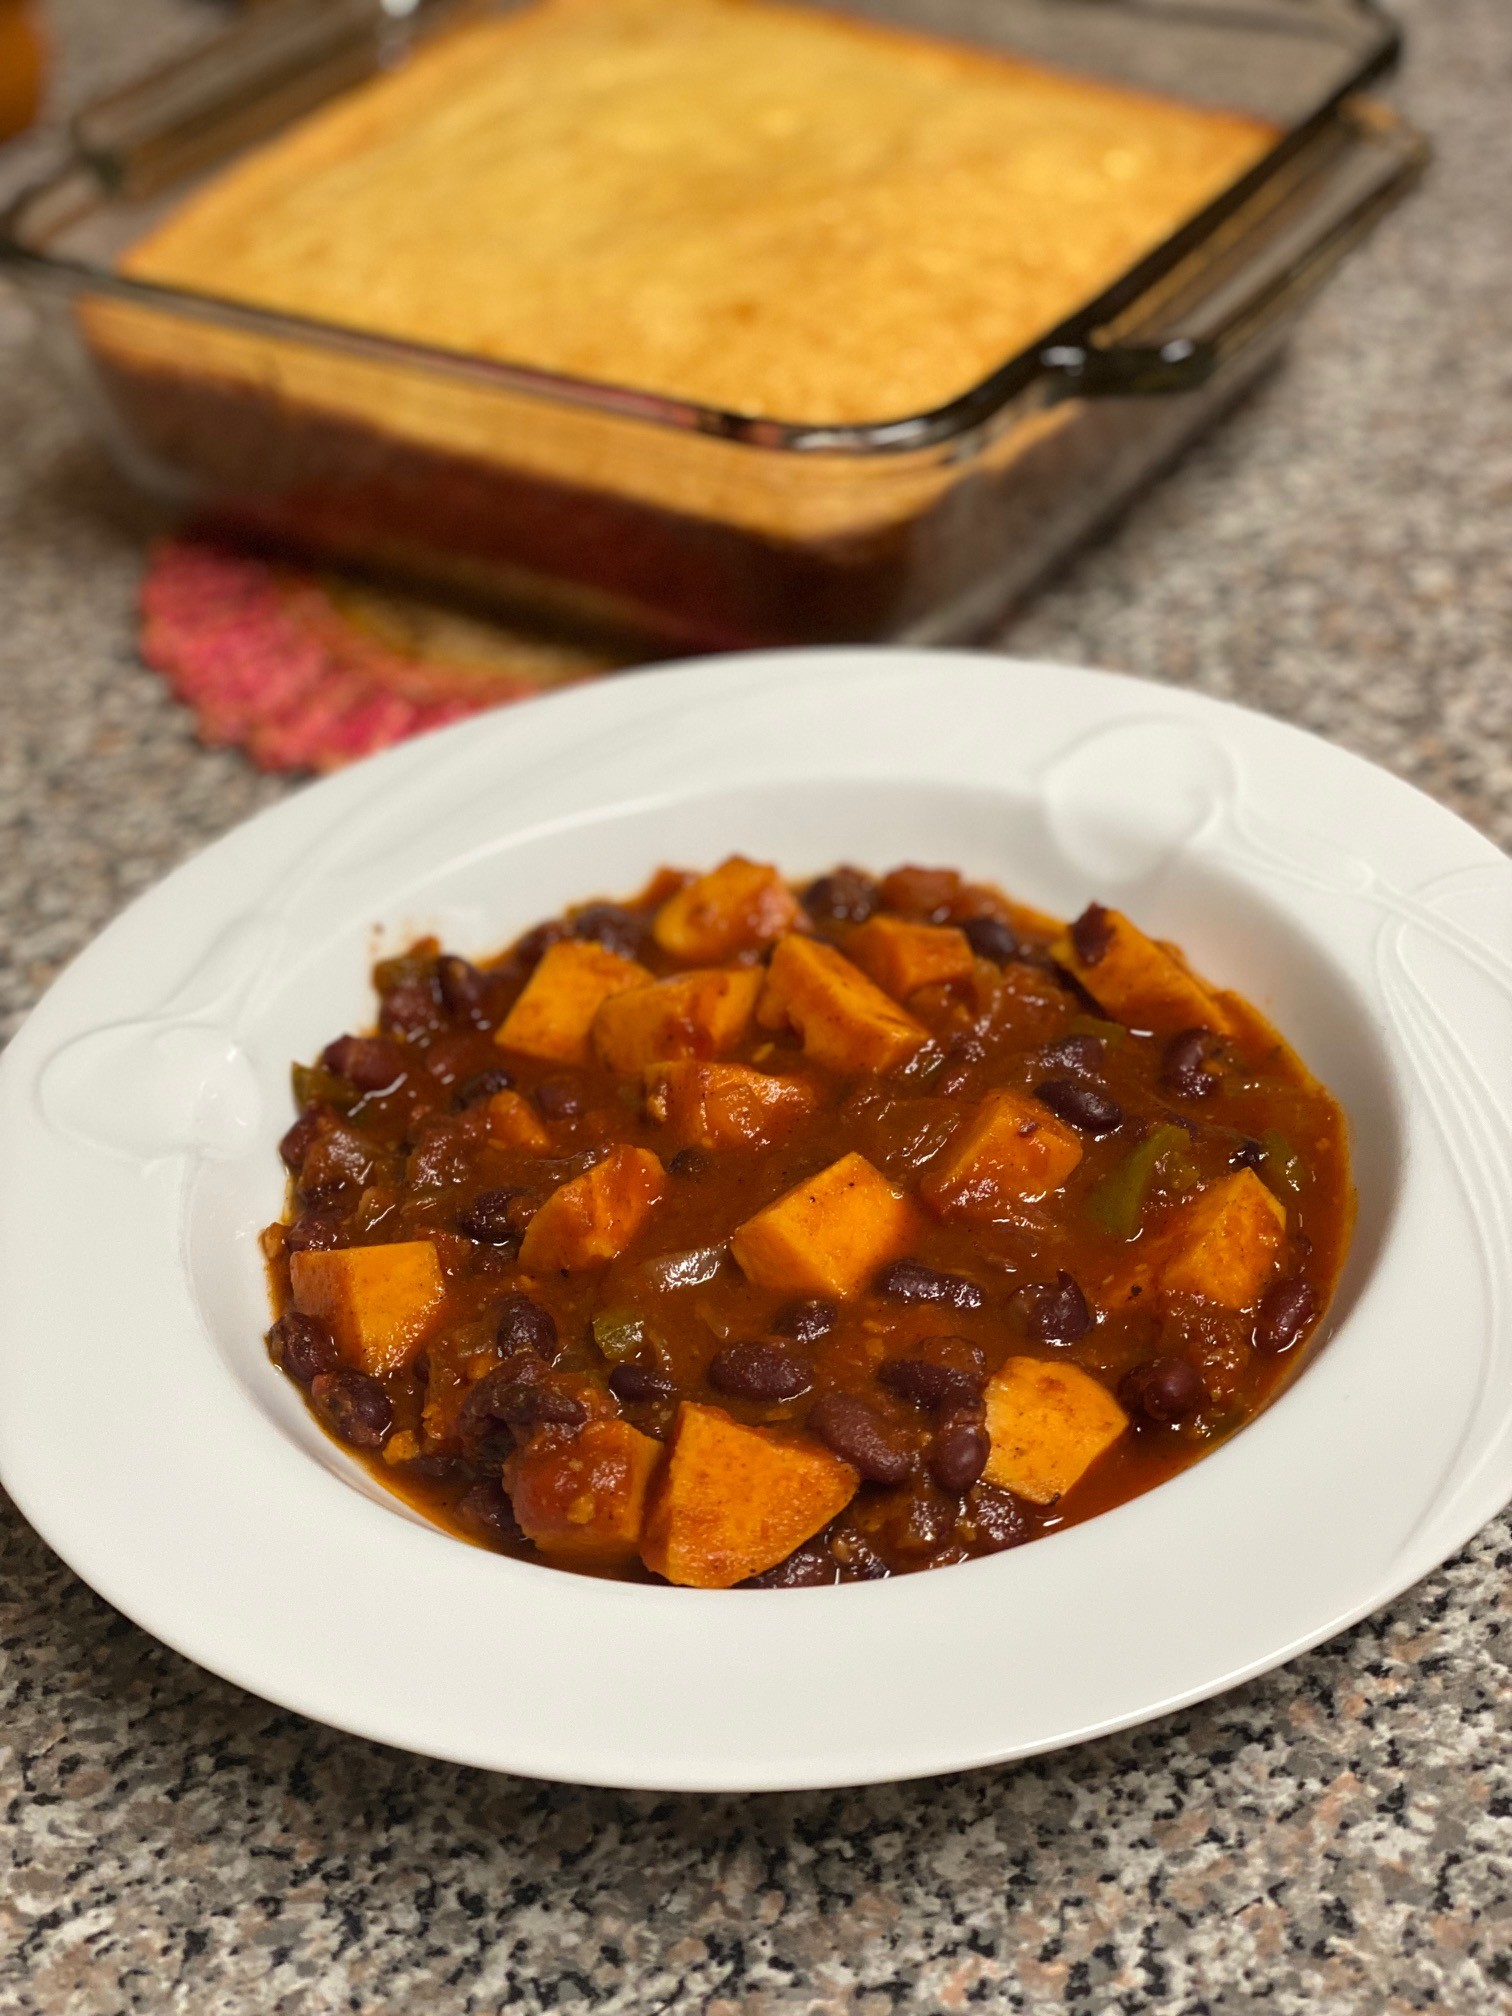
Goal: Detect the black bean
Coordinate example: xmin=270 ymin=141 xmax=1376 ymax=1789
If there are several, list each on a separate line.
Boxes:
xmin=268 ymin=1310 xmax=341 ymax=1385
xmin=807 ymin=1392 xmax=912 ymax=1485
xmin=708 ymin=1342 xmax=811 ymax=1402
xmin=495 ymin=1293 xmax=558 ymax=1357
xmin=570 ymin=902 xmax=650 ymax=961
xmin=310 ymin=1369 xmax=393 ymax=1448
xmin=1232 ymin=1137 xmax=1265 ymax=1173
xmin=877 ymin=1357 xmax=984 ymax=1413
xmin=742 ymin=1542 xmax=838 ymax=1589
xmin=532 ymin=1077 xmax=583 ymax=1121
xmin=772 ymin=1298 xmax=837 ymax=1345
xmin=457 ymin=1479 xmax=525 ymax=1548
xmin=968 ymin=1482 xmax=1031 ymax=1553
xmin=379 ymin=974 xmax=443 ymax=1039
xmin=1020 ymin=1270 xmax=1092 ymax=1345
xmin=457 ymin=1187 xmax=526 ymax=1245
xmin=668 ymin=1146 xmax=712 ymax=1180
xmin=608 ymin=1362 xmax=675 ymax=1404
xmin=1162 ymin=1026 xmax=1220 ymax=1100
xmin=436 ymin=954 xmax=491 ymax=1023
xmin=1255 ymin=1275 xmax=1317 ymax=1355
xmin=278 ymin=1108 xmax=325 ymax=1174
xmin=457 ymin=1065 xmax=514 ymax=1107
xmin=928 ymin=1415 xmax=990 ymax=1493
xmin=963 ymin=915 xmax=1020 ymax=964
xmin=458 ymin=1365 xmax=584 ymax=1462
xmin=1039 ymin=1032 xmax=1104 ymax=1076
xmin=829 ymin=1530 xmax=890 ymax=1581
xmin=284 ymin=1211 xmax=347 ymax=1254
xmin=801 ymin=867 xmax=880 ymax=925
xmin=1034 ymin=1077 xmax=1124 ymax=1136
xmin=1122 ymin=1355 xmax=1206 ymax=1426
xmin=873 ymin=1259 xmax=984 ymax=1310
xmin=1070 ymin=902 xmax=1114 ymax=966
xmin=320 ymin=1033 xmax=408 ymax=1092
xmin=510 ymin=920 xmax=567 ymax=974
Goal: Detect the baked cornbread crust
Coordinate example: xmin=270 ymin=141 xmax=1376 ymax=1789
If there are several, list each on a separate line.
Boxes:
xmin=114 ymin=0 xmax=1271 ymax=427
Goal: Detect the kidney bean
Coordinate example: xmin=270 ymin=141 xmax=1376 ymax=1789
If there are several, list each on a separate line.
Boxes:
xmin=300 ymin=1125 xmax=377 ymax=1193
xmin=968 ymin=1482 xmax=1031 ymax=1553
xmin=495 ymin=1293 xmax=558 ymax=1358
xmin=457 ymin=1065 xmax=514 ymax=1108
xmin=1122 ymin=1354 xmax=1206 ymax=1427
xmin=873 ymin=1260 xmax=984 ymax=1311
xmin=1039 ymin=1032 xmax=1104 ymax=1077
xmin=1070 ymin=902 xmax=1114 ymax=966
xmin=284 ymin=1211 xmax=348 ymax=1254
xmin=668 ymin=1147 xmax=712 ymax=1179
xmin=878 ymin=1357 xmax=984 ymax=1413
xmin=268 ymin=1310 xmax=340 ymax=1385
xmin=807 ymin=1393 xmax=912 ymax=1485
xmin=379 ymin=974 xmax=443 ymax=1039
xmin=801 ymin=867 xmax=880 ymax=925
xmin=532 ymin=1078 xmax=583 ymax=1121
xmin=742 ymin=1542 xmax=838 ymax=1589
xmin=321 ymin=1034 xmax=407 ymax=1093
xmin=457 ymin=1187 xmax=526 ymax=1245
xmin=457 ymin=1479 xmax=525 ymax=1548
xmin=436 ymin=954 xmax=492 ymax=1024
xmin=1162 ymin=1026 xmax=1220 ymax=1100
xmin=1034 ymin=1077 xmax=1123 ymax=1136
xmin=1255 ymin=1275 xmax=1317 ymax=1355
xmin=310 ymin=1369 xmax=393 ymax=1448
xmin=278 ymin=1108 xmax=326 ymax=1174
xmin=928 ymin=1415 xmax=990 ymax=1493
xmin=608 ymin=1362 xmax=675 ymax=1404
xmin=772 ymin=1298 xmax=837 ymax=1345
xmin=570 ymin=902 xmax=650 ymax=962
xmin=709 ymin=1342 xmax=811 ymax=1402
xmin=962 ymin=915 xmax=1020 ymax=964
xmin=1020 ymin=1270 xmax=1092 ymax=1344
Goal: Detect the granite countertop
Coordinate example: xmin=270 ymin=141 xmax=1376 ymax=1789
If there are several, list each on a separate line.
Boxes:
xmin=2 ymin=2 xmax=1510 ymax=2009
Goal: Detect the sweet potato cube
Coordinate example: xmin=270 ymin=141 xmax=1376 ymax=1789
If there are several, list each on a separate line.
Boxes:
xmin=757 ymin=934 xmax=928 ymax=1076
xmin=1051 ymin=906 xmax=1236 ymax=1036
xmin=640 ymin=1403 xmax=857 ymax=1587
xmin=496 ymin=938 xmax=651 ymax=1064
xmin=506 ymin=1417 xmax=664 ymax=1569
xmin=644 ymin=1061 xmax=817 ymax=1151
xmin=983 ymin=1357 xmax=1129 ymax=1505
xmin=592 ymin=967 xmax=762 ymax=1074
xmin=730 ymin=1151 xmax=912 ymax=1299
xmin=847 ymin=915 xmax=974 ymax=999
xmin=289 ymin=1239 xmax=444 ymax=1378
xmin=485 ymin=1088 xmax=551 ymax=1151
xmin=653 ymin=856 xmax=798 ymax=964
xmin=921 ymin=1086 xmax=1083 ymax=1217
xmin=1147 ymin=1169 xmax=1286 ymax=1308
xmin=518 ymin=1145 xmax=667 ymax=1272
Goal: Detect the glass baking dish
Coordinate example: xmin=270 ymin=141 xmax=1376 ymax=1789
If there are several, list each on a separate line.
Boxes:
xmin=0 ymin=0 xmax=1424 ymax=650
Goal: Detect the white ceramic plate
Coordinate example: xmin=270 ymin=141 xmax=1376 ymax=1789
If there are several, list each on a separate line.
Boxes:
xmin=3 ymin=650 xmax=1510 ymax=1792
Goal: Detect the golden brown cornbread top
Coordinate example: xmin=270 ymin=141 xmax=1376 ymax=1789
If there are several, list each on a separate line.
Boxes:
xmin=120 ymin=0 xmax=1273 ymax=425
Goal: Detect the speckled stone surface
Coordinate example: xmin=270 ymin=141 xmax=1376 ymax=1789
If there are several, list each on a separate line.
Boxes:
xmin=2 ymin=3 xmax=1510 ymax=2010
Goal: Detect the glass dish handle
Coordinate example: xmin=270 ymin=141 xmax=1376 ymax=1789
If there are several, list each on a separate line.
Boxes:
xmin=1040 ymin=97 xmax=1428 ymax=401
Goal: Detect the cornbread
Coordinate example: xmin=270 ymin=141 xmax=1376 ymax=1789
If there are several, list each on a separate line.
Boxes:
xmin=116 ymin=0 xmax=1272 ymax=426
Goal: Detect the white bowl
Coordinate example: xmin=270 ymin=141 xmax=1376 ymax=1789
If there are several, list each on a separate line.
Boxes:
xmin=2 ymin=649 xmax=1510 ymax=1791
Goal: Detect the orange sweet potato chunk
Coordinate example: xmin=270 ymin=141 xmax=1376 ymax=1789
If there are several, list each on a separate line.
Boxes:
xmin=921 ymin=1086 xmax=1083 ymax=1217
xmin=496 ymin=938 xmax=651 ymax=1064
xmin=644 ymin=1061 xmax=817 ymax=1151
xmin=983 ymin=1358 xmax=1129 ymax=1505
xmin=730 ymin=1150 xmax=912 ymax=1299
xmin=640 ymin=1403 xmax=857 ymax=1587
xmin=290 ymin=1240 xmax=444 ymax=1378
xmin=757 ymin=934 xmax=928 ymax=1076
xmin=653 ymin=856 xmax=798 ymax=964
xmin=592 ymin=967 xmax=762 ymax=1074
xmin=1131 ymin=1169 xmax=1287 ymax=1309
xmin=506 ymin=1417 xmax=665 ymax=1569
xmin=518 ymin=1145 xmax=667 ymax=1272
xmin=485 ymin=1088 xmax=551 ymax=1151
xmin=847 ymin=915 xmax=974 ymax=999
xmin=1051 ymin=906 xmax=1236 ymax=1036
